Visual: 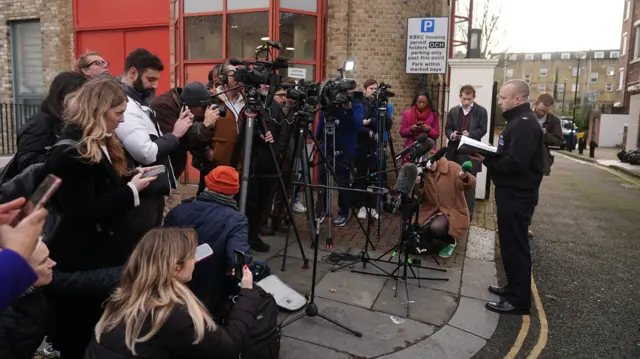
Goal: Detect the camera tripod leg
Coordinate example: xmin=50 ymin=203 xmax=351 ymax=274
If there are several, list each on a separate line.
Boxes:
xmin=317 ymin=311 xmax=363 ymax=337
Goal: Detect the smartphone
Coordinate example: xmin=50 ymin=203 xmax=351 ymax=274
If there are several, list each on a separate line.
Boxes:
xmin=142 ymin=165 xmax=166 ymax=179
xmin=234 ymin=249 xmax=246 ymax=280
xmin=195 ymin=243 xmax=214 ymax=262
xmin=12 ymin=174 xmax=61 ymax=227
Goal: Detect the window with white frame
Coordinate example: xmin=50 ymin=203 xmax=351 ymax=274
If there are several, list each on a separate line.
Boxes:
xmin=539 ymin=84 xmax=546 ymax=92
xmin=556 ymin=83 xmax=565 ymax=93
xmin=619 ymin=69 xmax=625 ymax=90
xmin=561 ymin=53 xmax=571 ymax=60
xmin=572 ymin=67 xmax=580 ymax=77
xmin=611 ymin=51 xmax=620 ymax=58
xmin=634 ymin=25 xmax=640 ymax=60
xmin=540 ymin=68 xmax=548 ymax=77
xmin=590 ymin=71 xmax=599 ymax=83
xmin=607 ymin=66 xmax=615 ymax=76
xmin=622 ymin=33 xmax=628 ymax=56
xmin=524 ymin=73 xmax=531 ymax=83
xmin=606 ymin=83 xmax=613 ymax=92
xmin=541 ymin=53 xmax=551 ymax=60
xmin=505 ymin=68 xmax=514 ymax=77
xmin=625 ymin=0 xmax=631 ymax=21
xmin=525 ymin=53 xmax=534 ymax=60
xmin=572 ymin=84 xmax=579 ymax=92
xmin=594 ymin=51 xmax=605 ymax=59
xmin=10 ymin=20 xmax=45 ymax=104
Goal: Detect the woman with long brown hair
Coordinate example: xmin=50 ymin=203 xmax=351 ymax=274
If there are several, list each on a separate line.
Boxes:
xmin=84 ymin=228 xmax=262 ymax=359
xmin=44 ymin=76 xmax=158 ymax=359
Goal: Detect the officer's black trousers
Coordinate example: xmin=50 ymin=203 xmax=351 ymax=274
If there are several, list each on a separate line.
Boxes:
xmin=495 ymin=186 xmax=538 ymax=310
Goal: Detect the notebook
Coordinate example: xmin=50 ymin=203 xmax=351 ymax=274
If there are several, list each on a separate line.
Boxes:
xmin=456 ymin=136 xmax=498 ymax=156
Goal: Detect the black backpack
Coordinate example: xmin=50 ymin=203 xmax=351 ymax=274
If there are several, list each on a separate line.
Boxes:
xmin=239 ymin=287 xmax=281 ymax=359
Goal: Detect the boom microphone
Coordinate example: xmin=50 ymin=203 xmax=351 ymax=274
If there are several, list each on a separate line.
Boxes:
xmin=394 ymin=134 xmax=428 ymax=162
xmin=229 ymin=58 xmax=244 ymax=66
xmin=394 ymin=163 xmax=419 ymax=195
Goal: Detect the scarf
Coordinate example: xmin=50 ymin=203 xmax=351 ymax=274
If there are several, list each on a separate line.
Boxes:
xmin=410 ymin=105 xmax=433 ymax=127
xmin=198 ymin=191 xmax=239 ymax=211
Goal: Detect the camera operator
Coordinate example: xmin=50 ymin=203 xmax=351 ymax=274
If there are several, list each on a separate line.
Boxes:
xmin=353 ymin=79 xmax=394 ymax=220
xmin=316 ymin=82 xmax=364 ymax=227
xmin=150 ymin=82 xmax=221 ymax=215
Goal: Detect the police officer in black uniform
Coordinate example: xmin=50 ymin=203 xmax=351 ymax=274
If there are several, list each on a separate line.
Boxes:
xmin=472 ymin=79 xmax=544 ymax=315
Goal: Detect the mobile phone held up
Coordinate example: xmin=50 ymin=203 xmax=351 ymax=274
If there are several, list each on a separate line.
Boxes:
xmin=195 ymin=243 xmax=214 ymax=262
xmin=142 ymin=165 xmax=166 ymax=179
xmin=12 ymin=174 xmax=62 ymax=227
xmin=234 ymin=249 xmax=246 ymax=280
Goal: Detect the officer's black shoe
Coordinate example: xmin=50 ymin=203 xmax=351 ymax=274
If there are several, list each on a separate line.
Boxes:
xmin=485 ymin=301 xmax=530 ymax=315
xmin=488 ymin=285 xmax=508 ymax=296
xmin=250 ymin=237 xmax=271 ymax=252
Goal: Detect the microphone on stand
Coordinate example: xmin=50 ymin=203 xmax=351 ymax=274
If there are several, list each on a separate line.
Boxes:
xmin=423 ymin=147 xmax=449 ymax=168
xmin=394 ymin=163 xmax=419 ymax=196
xmin=394 ymin=134 xmax=428 ymax=162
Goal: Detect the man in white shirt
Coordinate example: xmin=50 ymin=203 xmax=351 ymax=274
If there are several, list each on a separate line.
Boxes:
xmin=115 ymin=48 xmax=192 ymax=236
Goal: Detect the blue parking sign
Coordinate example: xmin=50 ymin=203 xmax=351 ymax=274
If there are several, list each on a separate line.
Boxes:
xmin=421 ymin=19 xmax=435 ymax=32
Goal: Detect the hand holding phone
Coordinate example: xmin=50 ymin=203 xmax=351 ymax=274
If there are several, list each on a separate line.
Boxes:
xmin=11 ymin=175 xmax=61 ymax=227
xmin=0 ymin=208 xmax=47 ymax=259
xmin=234 ymin=249 xmax=246 ymax=281
xmin=141 ymin=165 xmax=166 ymax=179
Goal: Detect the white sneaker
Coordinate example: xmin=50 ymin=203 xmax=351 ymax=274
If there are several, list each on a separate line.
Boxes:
xmin=370 ymin=209 xmax=380 ymax=220
xmin=293 ymin=201 xmax=307 ymax=213
xmin=357 ymin=207 xmax=367 ymax=219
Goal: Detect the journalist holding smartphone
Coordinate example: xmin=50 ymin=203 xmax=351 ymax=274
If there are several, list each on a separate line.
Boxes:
xmin=44 ymin=77 xmax=159 ymax=358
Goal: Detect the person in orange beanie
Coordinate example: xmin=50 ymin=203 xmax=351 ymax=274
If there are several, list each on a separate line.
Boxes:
xmin=163 ymin=166 xmax=260 ymax=317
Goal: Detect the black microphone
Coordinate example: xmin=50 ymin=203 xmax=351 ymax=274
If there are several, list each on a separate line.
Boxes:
xmin=267 ymin=40 xmax=282 ymax=49
xmin=229 ymin=58 xmax=244 ymax=66
xmin=394 ymin=134 xmax=428 ymax=162
xmin=423 ymin=147 xmax=449 ymax=168
xmin=394 ymin=163 xmax=419 ymax=195
xmin=409 ymin=137 xmax=435 ymax=161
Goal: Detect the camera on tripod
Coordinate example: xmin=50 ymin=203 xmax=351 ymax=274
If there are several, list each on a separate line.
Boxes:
xmin=319 ymin=78 xmax=364 ymax=108
xmin=372 ymin=82 xmax=395 ymax=101
xmin=232 ymin=57 xmax=289 ymax=88
xmin=283 ymin=80 xmax=320 ymax=106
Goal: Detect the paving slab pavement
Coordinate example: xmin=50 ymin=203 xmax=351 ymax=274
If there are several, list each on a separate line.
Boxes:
xmin=264 ymin=222 xmax=500 ymax=358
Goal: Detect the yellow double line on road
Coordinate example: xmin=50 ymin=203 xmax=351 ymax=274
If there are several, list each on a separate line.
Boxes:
xmin=504 ymin=275 xmax=549 ymax=359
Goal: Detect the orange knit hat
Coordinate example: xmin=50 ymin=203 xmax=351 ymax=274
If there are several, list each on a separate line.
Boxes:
xmin=204 ymin=166 xmax=239 ymax=195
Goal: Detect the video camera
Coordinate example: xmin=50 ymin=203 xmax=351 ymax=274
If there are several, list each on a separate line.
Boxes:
xmin=230 ymin=57 xmax=289 ymax=88
xmin=283 ymin=80 xmax=320 ymax=106
xmin=372 ymin=82 xmax=395 ymax=101
xmin=319 ymin=78 xmax=364 ymax=109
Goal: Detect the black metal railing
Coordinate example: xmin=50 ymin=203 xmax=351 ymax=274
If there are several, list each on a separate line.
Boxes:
xmin=0 ymin=103 xmax=40 ymax=155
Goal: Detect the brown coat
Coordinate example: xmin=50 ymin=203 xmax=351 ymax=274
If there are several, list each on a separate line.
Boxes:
xmin=422 ymin=157 xmax=476 ymax=240
xmin=209 ymin=87 xmax=244 ymax=168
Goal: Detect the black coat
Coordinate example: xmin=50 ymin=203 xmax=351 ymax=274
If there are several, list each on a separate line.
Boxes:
xmin=44 ymin=125 xmax=138 ymax=358
xmin=0 ymin=290 xmax=47 ymax=359
xmin=83 ymin=289 xmax=263 ymax=359
xmin=445 ymin=104 xmax=489 ymax=174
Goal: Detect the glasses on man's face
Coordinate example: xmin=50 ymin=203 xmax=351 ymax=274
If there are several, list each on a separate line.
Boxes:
xmin=89 ymin=60 xmax=109 ymax=67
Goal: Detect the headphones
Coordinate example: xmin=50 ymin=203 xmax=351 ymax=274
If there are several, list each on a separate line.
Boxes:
xmin=218 ymin=63 xmax=229 ymax=87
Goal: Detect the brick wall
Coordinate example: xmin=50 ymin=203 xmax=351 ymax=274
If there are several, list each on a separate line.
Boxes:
xmin=0 ymin=0 xmax=74 ymax=103
xmin=325 ymin=0 xmax=449 ymax=168
xmin=616 ymin=0 xmax=640 ymax=108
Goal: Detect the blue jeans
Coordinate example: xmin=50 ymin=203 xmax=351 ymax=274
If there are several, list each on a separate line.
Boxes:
xmin=318 ymin=156 xmax=352 ymax=217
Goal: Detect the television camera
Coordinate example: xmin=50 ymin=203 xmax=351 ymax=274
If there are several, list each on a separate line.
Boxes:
xmin=318 ymin=77 xmax=364 ymax=108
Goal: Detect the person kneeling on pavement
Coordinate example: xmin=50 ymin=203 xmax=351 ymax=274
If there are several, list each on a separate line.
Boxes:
xmin=163 ymin=166 xmax=252 ymax=318
xmin=419 ymin=156 xmax=476 ymax=259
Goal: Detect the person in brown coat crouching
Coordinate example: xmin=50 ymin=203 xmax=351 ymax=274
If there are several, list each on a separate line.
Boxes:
xmin=420 ymin=156 xmax=476 ymax=259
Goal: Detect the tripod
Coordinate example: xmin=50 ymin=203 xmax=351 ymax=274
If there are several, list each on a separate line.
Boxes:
xmin=237 ymin=87 xmax=309 ymax=268
xmin=281 ymin=110 xmax=362 ymax=337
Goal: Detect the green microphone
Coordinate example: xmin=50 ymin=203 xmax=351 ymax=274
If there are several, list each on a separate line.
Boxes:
xmin=462 ymin=161 xmax=473 ymax=173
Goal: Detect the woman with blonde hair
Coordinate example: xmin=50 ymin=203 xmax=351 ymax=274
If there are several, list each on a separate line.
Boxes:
xmin=84 ymin=228 xmax=262 ymax=359
xmin=44 ymin=76 xmax=159 ymax=359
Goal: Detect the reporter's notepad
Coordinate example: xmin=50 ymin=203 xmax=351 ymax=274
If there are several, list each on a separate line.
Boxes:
xmin=457 ymin=136 xmax=498 ymax=156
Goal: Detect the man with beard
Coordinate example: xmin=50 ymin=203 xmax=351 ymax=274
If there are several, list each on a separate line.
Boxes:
xmin=116 ymin=48 xmax=193 ymax=237
xmin=150 ymin=82 xmax=221 ymax=215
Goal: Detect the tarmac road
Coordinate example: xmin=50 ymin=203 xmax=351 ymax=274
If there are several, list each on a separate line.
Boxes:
xmin=474 ymin=154 xmax=640 ymax=359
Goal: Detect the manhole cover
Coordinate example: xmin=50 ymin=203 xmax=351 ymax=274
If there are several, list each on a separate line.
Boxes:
xmin=620 ymin=183 xmax=640 ymax=189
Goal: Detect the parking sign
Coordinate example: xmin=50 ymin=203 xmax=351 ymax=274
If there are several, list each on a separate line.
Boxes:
xmin=421 ymin=19 xmax=434 ymax=32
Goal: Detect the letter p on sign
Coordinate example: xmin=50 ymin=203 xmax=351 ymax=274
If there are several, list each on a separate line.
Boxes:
xmin=421 ymin=19 xmax=435 ymax=33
